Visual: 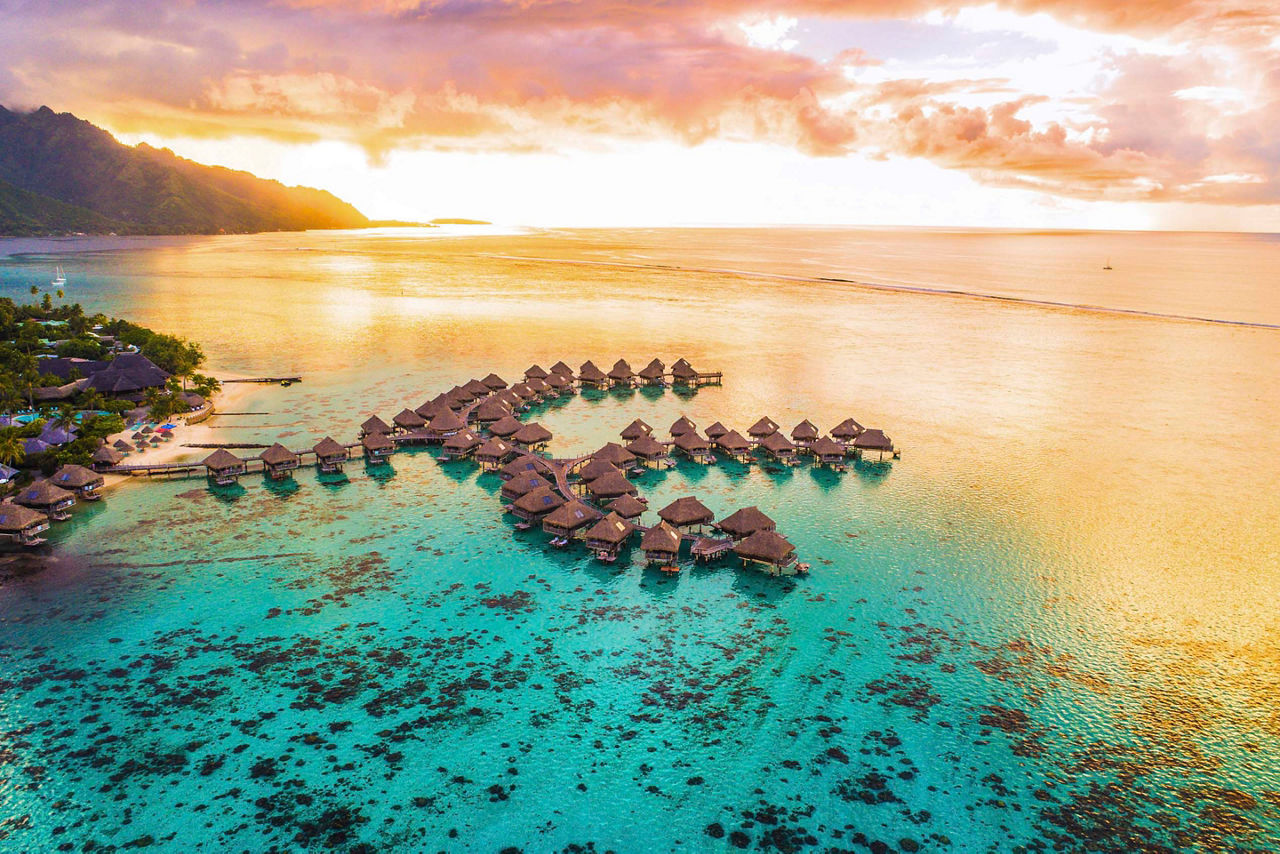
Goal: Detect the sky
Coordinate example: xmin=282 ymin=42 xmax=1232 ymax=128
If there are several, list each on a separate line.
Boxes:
xmin=1 ymin=0 xmax=1279 ymax=230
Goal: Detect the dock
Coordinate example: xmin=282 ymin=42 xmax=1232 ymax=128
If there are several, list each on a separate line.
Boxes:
xmin=221 ymin=376 xmax=302 ymax=384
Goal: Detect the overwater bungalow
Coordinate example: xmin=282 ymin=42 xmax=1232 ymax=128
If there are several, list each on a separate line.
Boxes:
xmin=17 ymin=480 xmax=76 ymax=521
xmin=594 ymin=442 xmax=638 ymax=469
xmin=415 ymin=398 xmax=444 ymax=420
xmin=360 ymin=415 xmax=393 ymax=437
xmin=496 ymin=389 xmax=523 ymax=409
xmin=640 ymin=521 xmax=682 ymax=565
xmin=658 ymin=496 xmax=715 ymax=531
xmin=853 ymin=428 xmax=896 ymax=459
xmin=542 ymin=500 xmax=602 ymax=542
xmin=259 ymin=443 xmax=300 ymax=480
xmin=52 ymin=464 xmax=105 ymax=500
xmin=463 ymin=378 xmax=492 ymax=399
xmin=314 ymin=437 xmax=351 ymax=473
xmin=713 ymin=430 xmax=752 ymax=460
xmin=578 ymin=360 xmax=608 ymax=389
xmin=549 ymin=361 xmax=575 ymax=379
xmin=476 ymin=437 xmax=515 ymax=470
xmin=585 ymin=513 xmax=636 ymax=562
xmin=748 ymin=417 xmax=780 ymax=443
xmin=714 ymin=506 xmax=776 ymax=540
xmin=626 ymin=434 xmax=669 ymax=467
xmin=587 ymin=470 xmax=639 ymax=501
xmin=510 ymin=382 xmax=538 ymax=403
xmin=673 ymin=431 xmax=715 ymax=464
xmin=91 ymin=445 xmax=124 ymax=471
xmin=705 ymin=421 xmax=730 ymax=441
xmin=760 ymin=431 xmax=798 ymax=463
xmin=203 ymin=449 xmax=247 ymax=486
xmin=606 ymin=494 xmax=648 ymax=521
xmin=808 ymin=436 xmax=847 ymax=467
xmin=473 ymin=397 xmax=512 ymax=424
xmin=393 ymin=408 xmax=427 ymax=432
xmin=671 ymin=358 xmax=698 ymax=386
xmin=512 ymin=422 xmax=553 ymax=449
xmin=448 ymin=385 xmax=476 ymax=406
xmin=489 ymin=415 xmax=523 ymax=438
xmin=361 ymin=431 xmax=395 ymax=464
xmin=577 ymin=458 xmax=623 ymax=483
xmin=607 ymin=359 xmax=635 ymax=388
xmin=831 ymin=418 xmax=865 ymax=441
xmin=544 ymin=372 xmax=573 ymax=394
xmin=443 ymin=429 xmax=483 ymax=460
xmin=482 ymin=373 xmax=508 ymax=391
xmin=498 ymin=457 xmax=541 ymax=481
xmin=620 ymin=419 xmax=653 ymax=442
xmin=524 ymin=364 xmax=549 ymax=381
xmin=501 ymin=473 xmax=551 ymax=502
xmin=0 ymin=504 xmax=50 ymax=546
xmin=638 ymin=358 xmax=666 ymax=386
xmin=734 ymin=530 xmax=798 ymax=575
xmin=512 ymin=486 xmax=567 ymax=521
xmin=526 ymin=376 xmax=552 ymax=398
xmin=791 ymin=420 xmax=820 ymax=445
xmin=670 ymin=415 xmax=697 ymax=437
xmin=427 ymin=409 xmax=466 ymax=441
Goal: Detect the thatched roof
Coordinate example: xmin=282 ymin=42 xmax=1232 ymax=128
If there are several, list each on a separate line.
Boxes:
xmin=791 ymin=419 xmax=820 ymax=440
xmin=577 ymin=458 xmax=622 ymax=483
xmin=428 ymin=409 xmax=465 ymax=432
xmin=594 ymin=442 xmax=636 ymax=467
xmin=314 ymin=437 xmax=349 ymax=458
xmin=641 ymin=521 xmax=681 ymax=553
xmin=670 ymin=415 xmax=696 ymax=436
xmin=620 ymin=418 xmax=652 ymax=441
xmin=476 ymin=437 xmax=513 ymax=460
xmin=83 ymin=353 xmax=169 ymax=395
xmin=0 ymin=504 xmax=48 ymax=532
xmin=830 ymin=417 xmax=864 ymax=439
xmin=393 ymin=408 xmax=427 ymax=429
xmin=673 ymin=431 xmax=710 ymax=453
xmin=203 ymin=448 xmax=245 ymax=471
xmin=361 ymin=415 xmax=392 ymax=435
xmin=513 ymin=422 xmax=553 ymax=444
xmin=543 ymin=500 xmax=602 ymax=531
xmin=362 ymin=432 xmax=394 ymax=452
xmin=112 ymin=439 xmax=133 ymax=451
xmin=638 ymin=358 xmax=665 ymax=379
xmin=481 ymin=373 xmax=508 ymax=390
xmin=448 ymin=385 xmax=476 ymax=404
xmin=498 ymin=457 xmax=541 ymax=479
xmin=514 ymin=486 xmax=566 ymax=515
xmin=92 ymin=446 xmax=124 ymax=465
xmin=714 ymin=430 xmax=751 ymax=452
xmin=463 ymin=378 xmax=491 ymax=397
xmin=578 ymin=360 xmax=607 ymax=382
xmin=658 ymin=495 xmax=714 ymax=527
xmin=626 ymin=434 xmax=666 ymax=458
xmin=586 ymin=471 xmax=638 ymax=499
xmin=525 ymin=364 xmax=549 ymax=380
xmin=526 ymin=377 xmax=551 ymax=394
xmin=510 ymin=382 xmax=537 ymax=400
xmin=260 ymin=443 xmax=300 ymax=466
xmin=734 ymin=530 xmax=796 ymax=565
xmin=608 ymin=359 xmax=634 ymax=380
xmin=748 ymin=416 xmax=779 ymax=437
xmin=585 ymin=512 xmax=635 ymax=545
xmin=810 ymin=436 xmax=845 ymax=457
xmin=444 ymin=429 xmax=483 ymax=451
xmin=497 ymin=389 xmax=522 ymax=407
xmin=489 ymin=415 xmax=523 ymax=437
xmin=549 ymin=361 xmax=574 ymax=377
xmin=415 ymin=398 xmax=446 ymax=419
xmin=474 ymin=398 xmax=512 ymax=422
xmin=606 ymin=494 xmax=648 ymax=519
xmin=761 ymin=432 xmax=796 ymax=454
xmin=17 ymin=479 xmax=75 ymax=506
xmin=715 ymin=506 xmax=776 ymax=539
xmin=853 ymin=429 xmax=893 ymax=451
xmin=705 ymin=421 xmax=730 ymax=440
xmin=545 ymin=372 xmax=571 ymax=389
xmin=53 ymin=464 xmax=104 ymax=489
xmin=504 ymin=473 xmax=551 ymax=497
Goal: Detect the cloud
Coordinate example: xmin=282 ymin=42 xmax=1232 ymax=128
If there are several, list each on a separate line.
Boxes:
xmin=0 ymin=0 xmax=1277 ymax=203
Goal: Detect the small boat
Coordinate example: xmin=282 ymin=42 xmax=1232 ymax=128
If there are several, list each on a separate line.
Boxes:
xmin=280 ymin=379 xmax=293 ymax=387
xmin=660 ymin=564 xmax=681 ymax=574
xmin=51 ymin=266 xmax=66 ymax=287
xmin=514 ymin=521 xmax=532 ymax=531
xmin=1103 ymin=259 xmax=1113 ymax=270
xmin=436 ymin=455 xmax=449 ymax=463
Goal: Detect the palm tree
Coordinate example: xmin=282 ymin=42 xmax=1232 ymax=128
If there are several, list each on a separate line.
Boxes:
xmin=0 ymin=430 xmax=25 ymax=468
xmin=56 ymin=288 xmax=64 ymax=301
xmin=29 ymin=285 xmax=38 ymax=297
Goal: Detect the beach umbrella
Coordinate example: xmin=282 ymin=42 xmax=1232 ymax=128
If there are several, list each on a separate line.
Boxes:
xmin=131 ymin=432 xmax=144 ymax=440
xmin=160 ymin=423 xmax=177 ymax=430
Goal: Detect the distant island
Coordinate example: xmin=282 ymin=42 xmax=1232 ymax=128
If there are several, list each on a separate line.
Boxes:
xmin=429 ymin=218 xmax=491 ymax=225
xmin=0 ymin=105 xmax=370 ymax=236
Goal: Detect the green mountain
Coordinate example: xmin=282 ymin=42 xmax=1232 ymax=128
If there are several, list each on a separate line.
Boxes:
xmin=0 ymin=105 xmax=370 ymax=236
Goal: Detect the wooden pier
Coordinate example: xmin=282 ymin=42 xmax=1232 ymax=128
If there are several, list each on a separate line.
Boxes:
xmin=221 ymin=376 xmax=302 ymax=384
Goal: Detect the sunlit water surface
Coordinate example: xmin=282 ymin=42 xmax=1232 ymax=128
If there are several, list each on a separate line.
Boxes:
xmin=0 ymin=227 xmax=1276 ymax=852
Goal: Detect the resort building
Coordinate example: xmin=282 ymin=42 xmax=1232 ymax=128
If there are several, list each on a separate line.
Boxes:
xmin=657 ymin=496 xmax=715 ymax=532
xmin=544 ymin=372 xmax=573 ymax=394
xmin=830 ymin=418 xmax=864 ymax=442
xmin=791 ymin=420 xmax=820 ymax=445
xmin=313 ymin=437 xmax=351 ymax=473
xmin=808 ymin=436 xmax=847 ymax=467
xmin=578 ymin=360 xmax=608 ymax=389
xmin=576 ymin=458 xmax=623 ymax=484
xmin=360 ymin=415 xmax=393 ymax=437
xmin=549 ymin=361 xmax=575 ymax=380
xmin=463 ymin=378 xmax=492 ymax=398
xmin=593 ymin=442 xmax=637 ymax=469
xmin=705 ymin=421 xmax=730 ymax=441
xmin=509 ymin=382 xmax=537 ymax=404
xmin=91 ymin=445 xmax=124 ymax=471
xmin=498 ymin=457 xmax=542 ymax=481
xmin=760 ymin=431 xmax=798 ymax=463
xmin=16 ymin=480 xmax=77 ymax=520
xmin=51 ymin=464 xmax=105 ymax=501
xmin=481 ymin=373 xmax=508 ymax=391
xmin=605 ymin=494 xmax=648 ymax=521
xmin=713 ymin=506 xmax=776 ymax=540
xmin=83 ymin=353 xmax=170 ymax=401
xmin=853 ymin=429 xmax=896 ymax=459
xmin=670 ymin=359 xmax=698 ymax=386
xmin=542 ymin=500 xmax=602 ymax=542
xmin=748 ymin=417 xmax=780 ymax=443
xmin=361 ymin=431 xmax=395 ymax=464
xmin=713 ymin=429 xmax=752 ymax=460
xmin=637 ymin=358 xmax=665 ymax=386
xmin=607 ymin=359 xmax=635 ymax=388
xmin=625 ymin=434 xmax=669 ymax=467
xmin=733 ymin=530 xmax=798 ymax=575
xmin=512 ymin=486 xmax=567 ymax=521
xmin=427 ymin=409 xmax=466 ymax=441
xmin=585 ymin=512 xmax=636 ymax=561
xmin=673 ymin=431 xmax=715 ymax=464
xmin=0 ymin=504 xmax=51 ymax=546
xmin=512 ymin=422 xmax=553 ymax=449
xmin=489 ymin=415 xmax=523 ymax=438
xmin=442 ymin=429 xmax=483 ymax=460
xmin=620 ymin=419 xmax=653 ymax=442
xmin=473 ymin=398 xmax=512 ymax=424
xmin=640 ymin=521 xmax=682 ymax=565
xmin=524 ymin=364 xmax=549 ymax=381
xmin=670 ymin=415 xmax=697 ymax=437
xmin=260 ymin=443 xmax=301 ymax=480
xmin=502 ymin=473 xmax=552 ymax=502
xmin=393 ymin=408 xmax=427 ymax=432
xmin=475 ymin=437 xmax=515 ymax=470
xmin=203 ymin=449 xmax=247 ymax=486
xmin=586 ymin=471 xmax=639 ymax=501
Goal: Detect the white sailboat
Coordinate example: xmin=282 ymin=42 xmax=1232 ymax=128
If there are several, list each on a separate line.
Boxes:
xmin=51 ymin=266 xmax=66 ymax=287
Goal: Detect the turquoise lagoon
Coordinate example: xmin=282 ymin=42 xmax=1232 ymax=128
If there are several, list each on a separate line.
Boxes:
xmin=0 ymin=228 xmax=1277 ymax=852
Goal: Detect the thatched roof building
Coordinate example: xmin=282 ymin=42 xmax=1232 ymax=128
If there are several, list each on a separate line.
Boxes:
xmin=393 ymin=408 xmax=427 ymax=430
xmin=673 ymin=431 xmax=711 ymax=455
xmin=578 ymin=360 xmax=608 ymax=386
xmin=203 ymin=448 xmax=246 ymax=476
xmin=550 ymin=361 xmax=575 ymax=378
xmin=670 ymin=415 xmax=697 ymax=437
xmin=605 ymin=494 xmax=648 ymax=520
xmin=260 ymin=443 xmax=300 ymax=479
xmin=714 ymin=506 xmax=776 ymax=540
xmin=526 ymin=376 xmax=551 ymax=396
xmin=463 ymin=378 xmax=491 ymax=398
xmin=415 ymin=397 xmax=447 ymax=420
xmin=594 ymin=442 xmax=636 ymax=468
xmin=448 ymin=384 xmax=476 ymax=405
xmin=748 ymin=416 xmax=780 ymax=439
xmin=498 ymin=457 xmax=541 ymax=481
xmin=0 ymin=503 xmax=50 ymax=543
xmin=760 ymin=431 xmax=797 ymax=458
xmin=16 ymin=479 xmax=76 ymax=516
xmin=626 ymin=434 xmax=667 ymax=462
xmin=714 ymin=430 xmax=751 ymax=455
xmin=524 ymin=364 xmax=549 ymax=380
xmin=489 ymin=415 xmax=523 ymax=438
xmin=607 ymin=359 xmax=635 ymax=384
xmin=830 ymin=417 xmax=864 ymax=440
xmin=475 ymin=437 xmax=514 ymax=467
xmin=360 ymin=415 xmax=392 ymax=436
xmin=638 ymin=358 xmax=665 ymax=382
xmin=52 ymin=464 xmax=105 ymax=498
xmin=512 ymin=422 xmax=553 ymax=446
xmin=474 ymin=398 xmax=512 ymax=423
xmin=428 ymin=409 xmax=466 ymax=438
xmin=705 ymin=421 xmax=730 ymax=440
xmin=314 ymin=437 xmax=350 ymax=472
xmin=443 ymin=429 xmax=483 ymax=456
xmin=658 ymin=496 xmax=715 ymax=529
xmin=640 ymin=521 xmax=681 ymax=563
xmin=512 ymin=486 xmax=567 ymax=520
xmin=585 ymin=512 xmax=636 ymax=552
xmin=501 ymin=473 xmax=551 ymax=501
xmin=853 ymin=429 xmax=894 ymax=452
xmin=791 ymin=419 xmax=820 ymax=443
xmin=361 ymin=431 xmax=395 ymax=461
xmin=586 ymin=471 xmax=638 ymax=500
xmin=91 ymin=445 xmax=124 ymax=470
xmin=542 ymin=500 xmax=602 ymax=538
xmin=545 ymin=372 xmax=572 ymax=391
xmin=577 ymin=458 xmax=622 ymax=483
xmin=734 ymin=530 xmax=796 ymax=569
xmin=482 ymin=373 xmax=508 ymax=390
xmin=809 ymin=436 xmax=846 ymax=463
xmin=620 ymin=418 xmax=652 ymax=441
xmin=510 ymin=382 xmax=537 ymax=401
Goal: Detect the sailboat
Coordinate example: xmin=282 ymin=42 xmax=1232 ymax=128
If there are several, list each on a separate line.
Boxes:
xmin=51 ymin=266 xmax=66 ymax=287
xmin=1102 ymin=259 xmax=1113 ymax=271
